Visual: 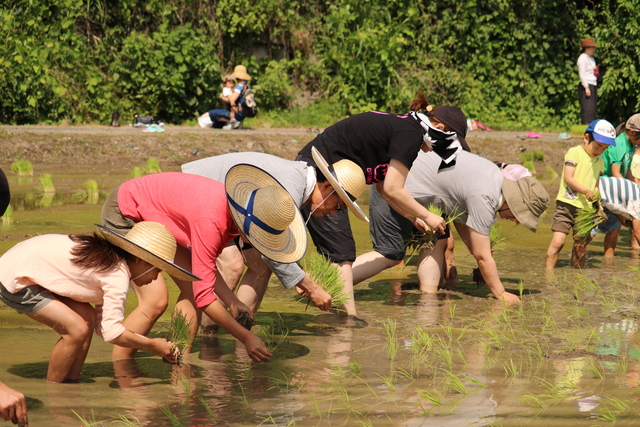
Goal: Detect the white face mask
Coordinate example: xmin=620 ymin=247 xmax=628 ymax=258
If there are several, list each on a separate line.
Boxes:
xmin=131 ymin=265 xmax=158 ymax=282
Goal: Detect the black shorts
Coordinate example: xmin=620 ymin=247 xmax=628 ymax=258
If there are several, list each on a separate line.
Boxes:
xmin=301 ymin=205 xmax=356 ymax=263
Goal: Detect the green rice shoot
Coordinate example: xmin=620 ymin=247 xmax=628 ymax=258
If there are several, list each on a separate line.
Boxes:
xmin=574 ymin=200 xmax=607 ymax=240
xmin=303 ymin=252 xmax=349 ymax=308
xmin=489 ymin=224 xmax=506 ymax=250
xmin=11 ymin=160 xmax=33 ymax=176
xmin=84 ymin=179 xmax=99 ymax=204
xmin=405 ymin=204 xmax=465 ymax=265
xmin=167 ymin=310 xmax=193 ymax=356
xmin=1 ymin=205 xmax=12 ymax=224
xmin=38 ymin=173 xmax=55 ymax=193
xmin=146 ymin=157 xmax=162 ymax=173
xmin=522 ymin=160 xmax=536 ymax=174
xmin=132 ymin=166 xmax=143 ymax=178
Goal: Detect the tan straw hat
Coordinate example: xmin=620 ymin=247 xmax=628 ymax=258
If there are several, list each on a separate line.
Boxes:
xmin=225 ymin=164 xmax=307 ymax=263
xmin=501 ymin=176 xmax=550 ymax=232
xmin=311 ymin=147 xmax=368 ymax=222
xmin=95 ymin=221 xmax=200 ymax=281
xmin=232 ymin=65 xmax=252 ymax=81
xmin=581 ymin=37 xmax=597 ymax=48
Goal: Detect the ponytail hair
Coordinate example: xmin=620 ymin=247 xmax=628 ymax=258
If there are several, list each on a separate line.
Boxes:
xmin=69 ymin=233 xmax=131 ymax=273
xmin=409 ymin=90 xmax=433 ymax=113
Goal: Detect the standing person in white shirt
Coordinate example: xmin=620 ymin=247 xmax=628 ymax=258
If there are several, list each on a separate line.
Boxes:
xmin=577 ymin=37 xmax=599 ymax=124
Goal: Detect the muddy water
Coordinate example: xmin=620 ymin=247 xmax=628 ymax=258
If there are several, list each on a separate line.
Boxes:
xmin=2 ymin=166 xmax=640 ymax=426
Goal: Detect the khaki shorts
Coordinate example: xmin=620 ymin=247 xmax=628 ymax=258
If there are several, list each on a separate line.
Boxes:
xmin=101 ymin=186 xmax=136 ymax=232
xmin=0 ymin=281 xmax=55 ymax=314
xmin=551 ymin=200 xmax=582 ymax=239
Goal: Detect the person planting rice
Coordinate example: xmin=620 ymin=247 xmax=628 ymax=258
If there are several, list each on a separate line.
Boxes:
xmin=596 ymin=176 xmax=640 ymax=258
xmin=100 ymin=172 xmax=304 ymax=362
xmin=0 ymin=221 xmax=197 ymax=383
xmin=351 ymin=151 xmax=549 ymax=304
xmin=546 ymin=119 xmax=616 ymax=269
xmin=296 ymin=93 xmax=470 ymax=316
xmin=181 ymin=151 xmax=367 ymax=315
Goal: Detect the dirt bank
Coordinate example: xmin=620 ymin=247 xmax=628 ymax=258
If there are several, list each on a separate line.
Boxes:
xmin=0 ymin=125 xmax=573 ymax=173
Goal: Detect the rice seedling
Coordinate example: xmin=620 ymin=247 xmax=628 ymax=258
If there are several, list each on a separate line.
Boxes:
xmin=533 ymin=149 xmax=546 ymax=161
xmin=418 ymin=389 xmax=445 ymax=406
xmin=72 ymin=409 xmax=99 ymax=426
xmin=110 ymin=414 xmax=143 ymax=426
xmin=545 ymin=164 xmax=559 ymax=179
xmin=303 ymin=252 xmax=349 ymax=308
xmin=257 ymin=313 xmax=289 ymax=352
xmin=146 ymin=157 xmax=162 ymax=173
xmin=167 ymin=310 xmax=193 ymax=357
xmin=443 ymin=371 xmax=468 ymax=395
xmin=1 ymin=204 xmax=13 ymax=224
xmin=349 ymin=362 xmax=362 ymax=374
xmin=196 ymin=396 xmax=217 ymax=418
xmin=502 ymin=359 xmax=519 ymax=379
xmin=597 ymin=396 xmax=629 ymax=422
xmin=587 ymin=360 xmax=605 ymax=379
xmin=519 ymin=152 xmax=533 ymax=162
xmin=38 ymin=173 xmax=55 ymax=193
xmin=159 ymin=406 xmax=182 ymax=426
xmin=11 ymin=160 xmax=33 ymax=176
xmin=378 ymin=318 xmax=399 ymax=360
xmin=132 ymin=166 xmax=143 ymax=178
xmin=266 ymin=370 xmax=303 ymax=393
xmin=522 ymin=160 xmax=536 ymax=174
xmin=84 ymin=179 xmax=99 ymax=204
xmin=404 ymin=204 xmax=464 ymax=264
xmin=519 ymin=393 xmax=548 ymax=408
xmin=236 ymin=382 xmax=250 ymax=406
xmin=376 ymin=372 xmax=397 ymax=392
xmin=574 ymin=200 xmax=606 ymax=240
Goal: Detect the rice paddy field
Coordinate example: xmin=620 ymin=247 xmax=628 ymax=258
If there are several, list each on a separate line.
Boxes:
xmin=2 ymin=129 xmax=640 ymax=426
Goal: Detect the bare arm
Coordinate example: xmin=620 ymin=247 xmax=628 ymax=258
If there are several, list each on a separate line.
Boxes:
xmin=110 ymin=330 xmax=180 ymax=363
xmin=214 ymin=278 xmax=254 ymax=319
xmin=377 ymin=159 xmax=445 ymax=233
xmin=455 ymin=222 xmax=519 ymax=301
xmin=295 ymin=273 xmax=331 ymax=310
xmin=202 ymin=299 xmax=272 ymax=361
xmin=564 ymin=163 xmax=597 ymax=202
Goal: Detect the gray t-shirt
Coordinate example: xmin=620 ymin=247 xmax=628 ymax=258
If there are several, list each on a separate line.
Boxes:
xmin=182 ymin=152 xmax=311 ymax=288
xmin=404 ymin=150 xmax=504 ymax=235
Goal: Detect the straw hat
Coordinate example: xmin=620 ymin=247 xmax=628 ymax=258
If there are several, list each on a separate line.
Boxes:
xmin=501 ymin=177 xmax=550 ymax=232
xmin=581 ymin=38 xmax=597 ymax=48
xmin=311 ymin=147 xmax=368 ymax=222
xmin=225 ymin=165 xmax=307 ymax=263
xmin=232 ymin=65 xmax=252 ymax=81
xmin=96 ymin=221 xmax=200 ymax=281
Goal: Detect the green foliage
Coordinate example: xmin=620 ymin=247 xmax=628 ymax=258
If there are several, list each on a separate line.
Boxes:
xmin=2 ymin=0 xmax=640 ymax=127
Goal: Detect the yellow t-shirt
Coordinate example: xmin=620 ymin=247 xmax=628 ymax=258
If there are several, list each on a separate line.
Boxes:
xmin=556 ymin=145 xmax=603 ymax=209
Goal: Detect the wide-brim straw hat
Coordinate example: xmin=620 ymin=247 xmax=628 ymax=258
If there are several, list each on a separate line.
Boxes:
xmin=232 ymin=65 xmax=252 ymax=81
xmin=581 ymin=37 xmax=597 ymax=48
xmin=96 ymin=221 xmax=200 ymax=281
xmin=311 ymin=147 xmax=369 ymax=222
xmin=501 ymin=177 xmax=550 ymax=232
xmin=225 ymin=164 xmax=307 ymax=263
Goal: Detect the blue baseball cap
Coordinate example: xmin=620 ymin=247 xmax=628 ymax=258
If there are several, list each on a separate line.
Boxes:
xmin=585 ymin=119 xmax=616 ymax=146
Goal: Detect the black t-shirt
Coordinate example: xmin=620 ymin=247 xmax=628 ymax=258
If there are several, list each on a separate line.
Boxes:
xmin=298 ymin=111 xmax=425 ymax=184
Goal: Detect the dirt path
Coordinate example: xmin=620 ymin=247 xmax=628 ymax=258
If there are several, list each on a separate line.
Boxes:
xmin=0 ymin=125 xmax=573 ymax=174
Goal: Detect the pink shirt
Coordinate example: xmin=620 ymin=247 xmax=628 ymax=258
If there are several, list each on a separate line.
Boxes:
xmin=0 ymin=234 xmax=129 ymax=342
xmin=117 ymin=172 xmax=234 ymax=308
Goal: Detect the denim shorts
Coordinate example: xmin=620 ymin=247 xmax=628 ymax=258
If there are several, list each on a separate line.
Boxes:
xmin=0 ymin=281 xmax=55 ymax=314
xmin=597 ymin=209 xmax=622 ymax=234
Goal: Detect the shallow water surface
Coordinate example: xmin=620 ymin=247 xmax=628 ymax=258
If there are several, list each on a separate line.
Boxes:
xmin=2 ymin=166 xmax=640 ymax=426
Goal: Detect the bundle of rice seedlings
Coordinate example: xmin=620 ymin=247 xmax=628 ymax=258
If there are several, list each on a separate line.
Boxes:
xmin=146 ymin=157 xmax=162 ymax=174
xmin=405 ymin=204 xmax=464 ymax=265
xmin=257 ymin=313 xmax=289 ymax=352
xmin=132 ymin=166 xmax=143 ymax=178
xmin=167 ymin=310 xmax=193 ymax=360
xmin=301 ymin=252 xmax=348 ymax=309
xmin=472 ymin=224 xmax=506 ymax=288
xmin=84 ymin=179 xmax=99 ymax=204
xmin=38 ymin=173 xmax=55 ymax=194
xmin=574 ymin=202 xmax=607 ymax=240
xmin=1 ymin=205 xmax=13 ymax=224
xmin=11 ymin=160 xmax=33 ymax=176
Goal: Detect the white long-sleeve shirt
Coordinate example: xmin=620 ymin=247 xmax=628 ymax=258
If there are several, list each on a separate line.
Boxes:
xmin=577 ymin=53 xmax=597 ymax=88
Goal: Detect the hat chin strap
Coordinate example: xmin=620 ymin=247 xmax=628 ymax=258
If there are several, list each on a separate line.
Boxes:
xmin=227 ymin=189 xmax=285 ymax=236
xmin=131 ymin=264 xmax=158 ymax=282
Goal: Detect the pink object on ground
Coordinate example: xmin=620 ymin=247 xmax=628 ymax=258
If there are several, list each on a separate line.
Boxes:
xmin=526 ymin=131 xmax=542 ymax=138
xmin=476 ymin=121 xmax=493 ymax=131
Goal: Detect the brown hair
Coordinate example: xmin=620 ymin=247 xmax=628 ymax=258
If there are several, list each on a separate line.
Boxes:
xmin=69 ymin=233 xmax=132 ymax=273
xmin=409 ymin=90 xmax=432 ymax=112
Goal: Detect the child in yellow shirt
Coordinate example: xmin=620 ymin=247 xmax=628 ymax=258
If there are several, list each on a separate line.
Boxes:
xmin=546 ymin=119 xmax=616 ymax=269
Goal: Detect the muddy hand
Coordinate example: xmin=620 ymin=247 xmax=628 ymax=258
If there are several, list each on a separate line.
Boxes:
xmin=243 ymin=334 xmax=272 ymax=362
xmin=157 ymin=339 xmax=181 ymax=364
xmin=499 ymin=291 xmax=520 ymax=303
